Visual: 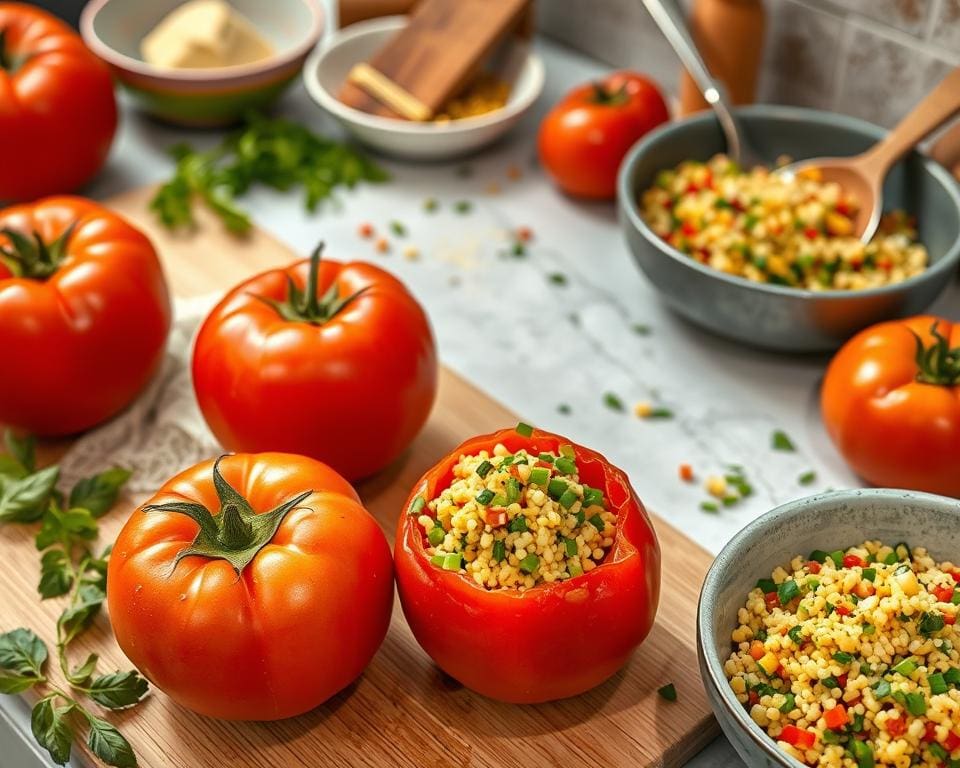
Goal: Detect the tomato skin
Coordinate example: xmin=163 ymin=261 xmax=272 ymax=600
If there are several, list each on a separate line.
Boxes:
xmin=107 ymin=452 xmax=394 ymax=721
xmin=394 ymin=427 xmax=661 ymax=703
xmin=821 ymin=316 xmax=960 ymax=496
xmin=0 ymin=197 xmax=171 ymax=435
xmin=538 ymin=71 xmax=669 ymax=200
xmin=0 ymin=4 xmax=117 ymax=202
xmin=192 ymin=258 xmax=437 ymax=481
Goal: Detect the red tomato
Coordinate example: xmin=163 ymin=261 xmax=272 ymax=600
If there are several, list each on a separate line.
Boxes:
xmin=193 ymin=245 xmax=437 ymax=481
xmin=107 ymin=452 xmax=394 ymax=720
xmin=843 ymin=554 xmax=865 ymax=568
xmin=886 ymin=716 xmax=906 ymax=737
xmin=0 ymin=4 xmax=117 ymax=202
xmin=394 ymin=426 xmax=661 ymax=703
xmin=0 ymin=197 xmax=170 ymax=434
xmin=822 ymin=316 xmax=960 ymax=496
xmin=538 ymin=70 xmax=669 ymax=199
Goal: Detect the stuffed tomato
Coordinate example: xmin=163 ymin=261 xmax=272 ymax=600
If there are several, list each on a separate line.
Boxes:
xmin=394 ymin=425 xmax=661 ymax=703
xmin=108 ymin=452 xmax=394 ymax=721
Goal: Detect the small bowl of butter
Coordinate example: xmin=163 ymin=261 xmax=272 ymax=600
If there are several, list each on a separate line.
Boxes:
xmin=81 ymin=0 xmax=324 ymax=127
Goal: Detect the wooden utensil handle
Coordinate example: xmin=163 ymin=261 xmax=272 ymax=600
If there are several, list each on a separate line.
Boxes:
xmin=932 ymin=122 xmax=960 ymax=181
xmin=338 ymin=0 xmax=418 ymax=28
xmin=861 ymin=67 xmax=960 ymax=176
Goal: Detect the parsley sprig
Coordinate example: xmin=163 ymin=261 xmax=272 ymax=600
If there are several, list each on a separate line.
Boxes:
xmin=0 ymin=431 xmax=147 ymax=767
xmin=150 ymin=112 xmax=389 ymax=234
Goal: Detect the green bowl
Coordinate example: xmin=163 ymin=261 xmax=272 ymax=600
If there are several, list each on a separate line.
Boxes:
xmin=80 ymin=0 xmax=324 ymax=127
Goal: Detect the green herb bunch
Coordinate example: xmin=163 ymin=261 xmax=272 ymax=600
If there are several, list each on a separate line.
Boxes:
xmin=150 ymin=112 xmax=390 ymax=235
xmin=0 ymin=431 xmax=148 ymax=767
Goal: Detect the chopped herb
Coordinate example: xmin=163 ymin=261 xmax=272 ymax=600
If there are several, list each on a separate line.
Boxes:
xmin=528 ymin=467 xmax=550 ymax=487
xmin=519 ymin=553 xmax=539 ymax=573
xmin=798 ymin=470 xmax=817 ymax=485
xmin=809 ymin=550 xmax=829 ymax=564
xmin=475 ymin=489 xmax=495 ymax=505
xmin=454 ymin=200 xmax=472 ymax=214
xmin=389 ymin=220 xmax=406 ymax=237
xmin=423 ymin=197 xmax=439 ymax=212
xmin=564 ymin=537 xmax=578 ymax=557
xmin=554 ymin=457 xmax=577 ymax=475
xmin=787 ymin=626 xmax=804 ymax=644
xmin=476 ymin=460 xmax=494 ymax=479
xmin=657 ymin=683 xmax=677 ymax=702
xmin=507 ymin=515 xmax=528 ymax=534
xmin=883 ymin=551 xmax=899 ymax=565
xmin=862 ymin=624 xmax=876 ymax=635
xmin=829 ymin=550 xmax=844 ymax=568
xmin=648 ymin=407 xmax=674 ymax=419
xmin=492 ymin=539 xmax=506 ymax=563
xmin=778 ymin=692 xmax=796 ymax=713
xmin=833 ymin=651 xmax=853 ymax=664
xmin=821 ymin=675 xmax=840 ymax=690
xmin=904 ymin=691 xmax=926 ymax=716
xmin=778 ymin=580 xmax=800 ymax=605
xmin=918 ymin=612 xmax=945 ymax=636
xmin=556 ymin=403 xmax=572 ymax=415
xmin=862 ymin=567 xmax=876 ymax=582
xmin=872 ymin=679 xmax=891 ymax=698
xmin=504 ymin=477 xmax=520 ymax=505
xmin=603 ymin=392 xmax=625 ymax=412
xmin=632 ymin=323 xmax=652 ymax=336
xmin=441 ymin=553 xmax=462 ymax=571
xmin=515 ymin=422 xmax=534 ymax=437
xmin=558 ymin=489 xmax=579 ymax=510
xmin=700 ymin=501 xmax=719 ymax=513
xmin=850 ymin=739 xmax=874 ymax=768
xmin=892 ymin=658 xmax=917 ymax=676
xmin=582 ymin=487 xmax=604 ymax=508
xmin=548 ymin=272 xmax=568 ymax=286
xmin=929 ymin=672 xmax=948 ymax=695
xmin=538 ymin=452 xmax=555 ymax=464
xmin=547 ymin=478 xmax=568 ymax=500
xmin=772 ymin=430 xmax=796 ymax=451
xmin=588 ymin=514 xmax=605 ymax=531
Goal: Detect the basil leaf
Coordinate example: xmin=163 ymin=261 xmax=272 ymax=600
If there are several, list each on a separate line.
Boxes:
xmin=58 ymin=584 xmax=106 ymax=645
xmin=0 ymin=628 xmax=48 ymax=677
xmin=69 ymin=468 xmax=131 ymax=518
xmin=0 ymin=674 xmax=40 ymax=694
xmin=31 ymin=699 xmax=74 ymax=766
xmin=85 ymin=715 xmax=137 ymax=768
xmin=66 ymin=653 xmax=99 ymax=687
xmin=0 ymin=466 xmax=58 ymax=523
xmin=38 ymin=549 xmax=73 ymax=600
xmin=88 ymin=671 xmax=149 ymax=710
xmin=36 ymin=506 xmax=98 ymax=550
xmin=4 ymin=430 xmax=35 ymax=474
xmin=0 ymin=454 xmax=27 ymax=479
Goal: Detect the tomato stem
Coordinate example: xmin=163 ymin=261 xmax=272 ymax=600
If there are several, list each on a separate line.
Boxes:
xmin=251 ymin=241 xmax=371 ymax=325
xmin=590 ymin=82 xmax=629 ymax=107
xmin=143 ymin=456 xmax=314 ymax=574
xmin=912 ymin=321 xmax=960 ymax=386
xmin=0 ymin=223 xmax=76 ymax=280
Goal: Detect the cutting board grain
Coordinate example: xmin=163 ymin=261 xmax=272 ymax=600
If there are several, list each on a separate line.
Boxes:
xmin=0 ymin=186 xmax=719 ymax=768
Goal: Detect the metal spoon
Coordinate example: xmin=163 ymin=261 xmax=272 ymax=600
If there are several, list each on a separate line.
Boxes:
xmin=780 ymin=67 xmax=960 ymax=243
xmin=640 ymin=0 xmax=765 ymax=169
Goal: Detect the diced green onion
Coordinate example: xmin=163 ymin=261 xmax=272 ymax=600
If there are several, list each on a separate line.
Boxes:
xmin=547 ymin=478 xmax=567 ymax=500
xmin=850 ymin=739 xmax=874 ymax=768
xmin=408 ymin=496 xmax=425 ymax=516
xmin=657 ymin=683 xmax=677 ymax=702
xmin=574 ymin=509 xmax=585 ymax=526
xmin=871 ymin=679 xmax=891 ymax=698
xmin=788 ymin=626 xmax=803 ymax=644
xmin=862 ymin=568 xmax=876 ymax=582
xmin=826 ymin=603 xmax=836 ymax=616
xmin=756 ymin=578 xmax=777 ymax=593
xmin=892 ymin=658 xmax=917 ymax=676
xmin=492 ymin=539 xmax=505 ymax=563
xmin=582 ymin=486 xmax=604 ymax=508
xmin=822 ymin=675 xmax=840 ymax=690
xmin=777 ymin=580 xmax=800 ymax=605
xmin=528 ymin=467 xmax=550 ymax=487
xmin=929 ymin=672 xmax=948 ymax=695
xmin=442 ymin=553 xmax=462 ymax=571
xmin=505 ymin=477 xmax=520 ymax=505
xmin=519 ymin=553 xmax=539 ymax=573
xmin=427 ymin=525 xmax=445 ymax=547
xmin=862 ymin=624 xmax=876 ymax=635
xmin=952 ymin=589 xmax=960 ymax=605
xmin=559 ymin=444 xmax=575 ymax=459
xmin=700 ymin=501 xmax=719 ymax=513
xmin=904 ymin=691 xmax=926 ymax=716
xmin=538 ymin=452 xmax=555 ymax=463
xmin=507 ymin=516 xmax=527 ymax=534
xmin=555 ymin=456 xmax=577 ymax=475
xmin=476 ymin=460 xmax=494 ymax=478
xmin=499 ymin=455 xmax=515 ymax=468
xmin=559 ymin=489 xmax=579 ymax=510
xmin=515 ymin=422 xmax=533 ymax=437
xmin=797 ymin=470 xmax=817 ymax=485
xmin=833 ymin=651 xmax=853 ymax=664
xmin=588 ymin=514 xmax=605 ymax=531
xmin=806 ymin=578 xmax=820 ymax=591
xmin=851 ymin=713 xmax=864 ymax=733
xmin=564 ymin=537 xmax=578 ymax=557
xmin=929 ymin=743 xmax=948 ymax=761
xmin=475 ymin=489 xmax=495 ymax=505
xmin=821 ymin=729 xmax=841 ymax=745
xmin=778 ymin=692 xmax=795 ymax=713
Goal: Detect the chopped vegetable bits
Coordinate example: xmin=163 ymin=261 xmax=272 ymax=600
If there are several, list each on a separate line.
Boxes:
xmin=725 ymin=541 xmax=960 ymax=767
xmin=416 ymin=443 xmax=616 ymax=590
xmin=640 ymin=154 xmax=928 ymax=291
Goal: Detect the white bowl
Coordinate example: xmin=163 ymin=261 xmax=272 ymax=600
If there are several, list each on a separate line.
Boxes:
xmin=303 ymin=16 xmax=545 ymax=160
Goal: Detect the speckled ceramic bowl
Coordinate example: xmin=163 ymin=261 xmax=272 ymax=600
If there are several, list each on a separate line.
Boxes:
xmin=80 ymin=0 xmax=324 ymax=127
xmin=698 ymin=489 xmax=960 ymax=768
xmin=618 ymin=106 xmax=960 ymax=353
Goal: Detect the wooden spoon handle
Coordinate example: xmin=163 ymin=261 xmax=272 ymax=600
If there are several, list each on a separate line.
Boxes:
xmin=932 ymin=122 xmax=960 ymax=181
xmin=860 ymin=67 xmax=960 ymax=177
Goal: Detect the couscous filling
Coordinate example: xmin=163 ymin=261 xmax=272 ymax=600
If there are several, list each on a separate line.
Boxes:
xmin=640 ymin=154 xmax=928 ymax=291
xmin=414 ymin=443 xmax=616 ymax=590
xmin=725 ymin=541 xmax=960 ymax=768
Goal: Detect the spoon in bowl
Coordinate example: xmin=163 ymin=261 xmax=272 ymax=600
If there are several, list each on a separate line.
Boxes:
xmin=640 ymin=0 xmax=765 ymax=170
xmin=779 ymin=67 xmax=960 ymax=243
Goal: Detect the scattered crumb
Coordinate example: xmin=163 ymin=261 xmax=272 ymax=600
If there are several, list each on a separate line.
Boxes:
xmin=634 ymin=401 xmax=653 ymax=418
xmin=402 ymin=245 xmax=420 ymax=261
xmin=679 ymin=464 xmax=694 ymax=483
xmin=507 ymin=164 xmax=522 ymax=181
xmin=374 ymin=237 xmax=390 ymax=254
xmin=705 ymin=475 xmax=727 ymax=499
xmin=485 ymin=182 xmax=501 ymax=195
xmin=358 ymin=222 xmax=374 ymax=238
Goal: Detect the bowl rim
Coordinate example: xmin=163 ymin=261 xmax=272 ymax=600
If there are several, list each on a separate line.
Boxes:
xmin=697 ymin=488 xmax=960 ymax=768
xmin=79 ymin=0 xmax=325 ymax=82
xmin=302 ymin=15 xmax=546 ymax=135
xmin=617 ymin=104 xmax=960 ymax=303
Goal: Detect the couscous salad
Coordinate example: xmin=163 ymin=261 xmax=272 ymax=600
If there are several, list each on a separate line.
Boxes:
xmin=640 ymin=154 xmax=928 ymax=291
xmin=725 ymin=541 xmax=960 ymax=767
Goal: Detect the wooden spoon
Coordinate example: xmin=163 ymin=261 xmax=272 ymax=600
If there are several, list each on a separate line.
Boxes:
xmin=780 ymin=67 xmax=960 ymax=243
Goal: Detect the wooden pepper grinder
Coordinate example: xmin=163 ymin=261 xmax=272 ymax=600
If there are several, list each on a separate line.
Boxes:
xmin=678 ymin=0 xmax=765 ymax=116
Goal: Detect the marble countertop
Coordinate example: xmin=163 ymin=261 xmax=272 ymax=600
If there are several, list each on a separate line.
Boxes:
xmin=3 ymin=15 xmax=958 ymax=768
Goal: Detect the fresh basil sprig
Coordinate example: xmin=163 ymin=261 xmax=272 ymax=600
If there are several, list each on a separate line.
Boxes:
xmin=0 ymin=430 xmax=147 ymax=767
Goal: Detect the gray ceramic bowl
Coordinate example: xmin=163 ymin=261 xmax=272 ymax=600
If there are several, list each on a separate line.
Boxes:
xmin=618 ymin=106 xmax=960 ymax=352
xmin=698 ymin=489 xmax=960 ymax=768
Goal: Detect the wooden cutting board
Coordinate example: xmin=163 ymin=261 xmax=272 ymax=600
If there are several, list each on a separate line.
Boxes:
xmin=0 ymin=186 xmax=719 ymax=768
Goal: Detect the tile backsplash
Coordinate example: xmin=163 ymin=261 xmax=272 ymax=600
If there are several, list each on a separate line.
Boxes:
xmin=537 ymin=0 xmax=960 ymax=129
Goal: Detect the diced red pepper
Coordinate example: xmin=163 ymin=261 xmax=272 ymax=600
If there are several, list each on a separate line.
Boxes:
xmin=748 ymin=690 xmax=759 ymax=705
xmin=749 ymin=640 xmax=766 ymax=660
xmin=843 ymin=554 xmax=865 ymax=568
xmin=780 ymin=725 xmax=817 ymax=750
xmin=681 ymin=221 xmax=698 ymax=236
xmin=944 ymin=730 xmax=960 ymax=751
xmin=837 ymin=674 xmax=848 ymax=688
xmin=765 ymin=592 xmax=780 ymax=609
xmin=950 ymin=571 xmax=960 ymax=583
xmin=835 ymin=604 xmax=852 ymax=616
xmin=804 ymin=227 xmax=819 ymax=240
xmin=516 ymin=226 xmax=533 ymax=243
xmin=933 ymin=585 xmax=955 ymax=603
xmin=484 ymin=508 xmax=507 ymax=527
xmin=924 ymin=721 xmax=938 ymax=743
xmin=835 ymin=200 xmax=851 ymax=216
xmin=678 ymin=463 xmax=694 ymax=482
xmin=887 ymin=716 xmax=906 ymax=737
xmin=945 ymin=614 xmax=956 ymax=626
xmin=877 ymin=257 xmax=892 ymax=272
xmin=851 ymin=257 xmax=863 ymax=271
xmin=684 ymin=182 xmax=699 ymax=194
xmin=806 ymin=561 xmax=822 ymax=574
xmin=824 ymin=704 xmax=849 ymax=730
